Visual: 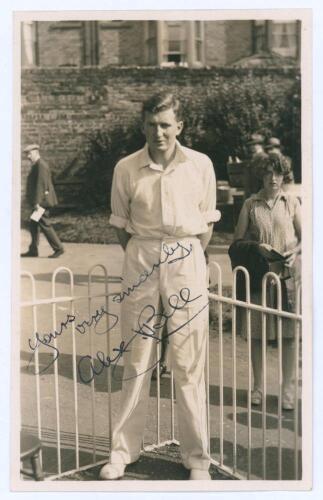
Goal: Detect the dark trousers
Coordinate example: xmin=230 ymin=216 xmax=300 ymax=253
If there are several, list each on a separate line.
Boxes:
xmin=29 ymin=210 xmax=63 ymax=253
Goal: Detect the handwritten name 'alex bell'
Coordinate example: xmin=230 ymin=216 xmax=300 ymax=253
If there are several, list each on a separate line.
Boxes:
xmin=78 ymin=287 xmax=208 ymax=384
xmin=27 ymin=288 xmax=207 ymax=383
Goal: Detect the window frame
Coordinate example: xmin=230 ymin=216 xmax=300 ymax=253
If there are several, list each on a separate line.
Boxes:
xmin=144 ymin=20 xmax=205 ymax=67
xmin=252 ymin=20 xmax=300 ymax=59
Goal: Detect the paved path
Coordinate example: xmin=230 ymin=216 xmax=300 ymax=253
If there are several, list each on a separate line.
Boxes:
xmin=20 ymin=229 xmax=233 ymax=286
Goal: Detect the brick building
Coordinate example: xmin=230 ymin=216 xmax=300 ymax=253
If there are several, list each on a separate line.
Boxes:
xmin=21 ymin=20 xmax=301 ymax=68
xmin=20 ymin=19 xmax=301 ymax=210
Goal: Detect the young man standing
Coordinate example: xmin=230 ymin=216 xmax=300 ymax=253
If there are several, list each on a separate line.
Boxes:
xmin=100 ymin=92 xmax=220 ymax=480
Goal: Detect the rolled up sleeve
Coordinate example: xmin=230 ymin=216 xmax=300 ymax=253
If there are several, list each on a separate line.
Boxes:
xmin=203 ymin=208 xmax=221 ymax=224
xmin=200 ymin=158 xmax=221 ymax=224
xmin=109 ymin=162 xmax=130 ymax=229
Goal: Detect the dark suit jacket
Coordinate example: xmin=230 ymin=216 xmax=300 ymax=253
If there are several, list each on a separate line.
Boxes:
xmin=26 ymin=158 xmax=58 ymax=208
xmin=228 ymin=239 xmax=288 ymax=307
xmin=228 ymin=240 xmax=270 ymax=295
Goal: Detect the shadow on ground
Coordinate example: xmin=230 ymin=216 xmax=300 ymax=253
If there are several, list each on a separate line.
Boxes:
xmin=55 ymin=444 xmax=231 ymax=481
xmin=210 ymin=437 xmax=302 ymax=480
xmin=21 ymin=351 xmax=301 ymax=437
xmin=21 ymin=433 xmax=230 ymax=481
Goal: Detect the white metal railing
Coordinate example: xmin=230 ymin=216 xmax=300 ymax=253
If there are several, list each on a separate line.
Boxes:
xmin=208 ymin=261 xmax=302 ymax=480
xmin=20 ymin=262 xmax=302 ymax=480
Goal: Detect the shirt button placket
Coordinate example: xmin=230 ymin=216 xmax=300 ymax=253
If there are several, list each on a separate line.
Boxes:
xmin=161 ymin=175 xmax=168 ymax=228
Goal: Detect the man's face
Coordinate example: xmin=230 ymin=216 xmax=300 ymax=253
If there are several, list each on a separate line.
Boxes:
xmin=142 ymin=108 xmax=183 ymax=156
xmin=26 ymin=149 xmax=40 ymax=165
xmin=249 ymin=143 xmax=261 ymax=155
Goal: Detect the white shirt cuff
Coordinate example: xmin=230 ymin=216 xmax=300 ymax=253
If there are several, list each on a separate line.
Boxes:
xmin=203 ymin=209 xmax=221 ymax=224
xmin=109 ymin=214 xmax=128 ymax=229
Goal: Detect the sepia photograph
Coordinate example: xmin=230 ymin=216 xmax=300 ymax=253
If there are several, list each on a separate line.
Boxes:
xmin=11 ymin=8 xmax=312 ymax=492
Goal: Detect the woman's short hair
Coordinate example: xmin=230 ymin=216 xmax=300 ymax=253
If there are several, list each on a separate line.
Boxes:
xmin=258 ymin=152 xmax=292 ymax=183
xmin=142 ymin=92 xmax=183 ymax=121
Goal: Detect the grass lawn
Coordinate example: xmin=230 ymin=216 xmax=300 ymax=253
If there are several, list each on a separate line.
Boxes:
xmin=22 ymin=208 xmax=234 ymax=246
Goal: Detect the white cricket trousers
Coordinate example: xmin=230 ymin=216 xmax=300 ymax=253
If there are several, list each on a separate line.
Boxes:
xmin=110 ymin=236 xmax=210 ymax=470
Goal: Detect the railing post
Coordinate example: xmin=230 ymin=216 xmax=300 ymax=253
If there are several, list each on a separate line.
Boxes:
xmin=87 ymin=264 xmax=111 ymax=462
xmin=294 ymin=284 xmax=302 ymax=479
xmin=51 ymin=267 xmax=75 ymax=475
xmin=21 ymin=272 xmax=43 ymax=469
xmin=232 ymin=266 xmax=251 ymax=478
xmin=209 ymin=261 xmax=224 ymax=467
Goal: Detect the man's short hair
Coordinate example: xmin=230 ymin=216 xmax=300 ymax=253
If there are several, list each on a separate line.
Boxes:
xmin=142 ymin=92 xmax=183 ymax=121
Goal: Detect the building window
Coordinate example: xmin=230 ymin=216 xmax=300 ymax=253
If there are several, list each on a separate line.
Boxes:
xmin=270 ymin=20 xmax=298 ymax=58
xmin=21 ymin=21 xmax=39 ymax=66
xmin=253 ymin=20 xmax=299 ymax=58
xmin=145 ymin=21 xmax=205 ymax=67
xmin=162 ymin=21 xmax=187 ymax=65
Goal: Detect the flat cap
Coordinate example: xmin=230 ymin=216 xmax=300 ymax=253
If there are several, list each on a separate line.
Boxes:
xmin=23 ymin=144 xmax=40 ymax=153
xmin=265 ymin=137 xmax=281 ymax=149
xmin=247 ymin=133 xmax=264 ymax=146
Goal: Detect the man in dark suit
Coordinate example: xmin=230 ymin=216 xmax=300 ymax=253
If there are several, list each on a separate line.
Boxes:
xmin=21 ymin=144 xmax=64 ymax=258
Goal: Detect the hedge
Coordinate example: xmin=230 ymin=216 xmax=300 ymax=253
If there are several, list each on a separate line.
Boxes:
xmin=78 ymin=73 xmax=301 ymax=209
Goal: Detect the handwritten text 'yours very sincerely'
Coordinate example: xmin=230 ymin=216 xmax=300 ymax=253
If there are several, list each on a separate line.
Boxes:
xmin=27 ymin=241 xmax=207 ymax=382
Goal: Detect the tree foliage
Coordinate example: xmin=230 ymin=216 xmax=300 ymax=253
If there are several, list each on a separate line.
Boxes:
xmin=79 ymin=73 xmax=301 ymax=208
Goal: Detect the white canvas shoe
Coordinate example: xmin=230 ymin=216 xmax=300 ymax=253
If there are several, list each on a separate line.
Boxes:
xmin=99 ymin=463 xmax=126 ymax=480
xmin=189 ymin=468 xmax=211 ymax=480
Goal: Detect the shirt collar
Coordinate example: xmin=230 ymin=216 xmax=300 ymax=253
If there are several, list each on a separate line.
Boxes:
xmin=253 ymin=189 xmax=287 ymax=202
xmin=138 ymin=140 xmax=188 ymax=170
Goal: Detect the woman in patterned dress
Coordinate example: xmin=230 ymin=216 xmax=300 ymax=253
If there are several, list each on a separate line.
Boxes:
xmin=234 ymin=153 xmax=301 ymax=410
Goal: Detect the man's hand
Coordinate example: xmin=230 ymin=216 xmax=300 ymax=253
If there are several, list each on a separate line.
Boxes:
xmin=115 ymin=228 xmax=131 ymax=251
xmin=197 ymin=224 xmax=214 ymax=251
xmin=259 ymin=243 xmax=273 ymax=252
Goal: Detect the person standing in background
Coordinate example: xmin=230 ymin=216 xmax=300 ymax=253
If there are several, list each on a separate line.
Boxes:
xmin=265 ymin=137 xmax=295 ymax=186
xmin=244 ymin=133 xmax=267 ymax=199
xmin=21 ymin=144 xmax=64 ymax=258
xmin=232 ymin=153 xmax=301 ymax=410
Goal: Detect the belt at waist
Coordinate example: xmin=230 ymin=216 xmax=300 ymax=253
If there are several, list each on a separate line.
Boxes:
xmin=131 ymin=235 xmax=199 ymax=243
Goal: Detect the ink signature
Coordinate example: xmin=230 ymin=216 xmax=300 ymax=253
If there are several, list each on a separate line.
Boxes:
xmin=77 ymin=287 xmax=208 ymax=384
xmin=112 ymin=241 xmax=192 ymax=304
xmin=28 ymin=307 xmax=118 ymax=374
xmin=27 ymin=241 xmax=200 ymax=382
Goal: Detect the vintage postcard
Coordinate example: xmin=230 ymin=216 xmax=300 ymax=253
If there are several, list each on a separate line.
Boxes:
xmin=11 ymin=8 xmax=312 ymax=493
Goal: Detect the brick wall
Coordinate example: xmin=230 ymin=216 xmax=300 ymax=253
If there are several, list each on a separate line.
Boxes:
xmin=204 ymin=21 xmax=227 ymax=66
xmin=225 ymin=21 xmax=253 ymax=64
xmin=37 ymin=22 xmax=84 ymax=67
xmin=119 ymin=23 xmax=146 ymax=65
xmin=204 ymin=21 xmax=253 ymax=66
xmin=31 ymin=21 xmax=147 ymax=68
xmin=99 ymin=26 xmax=120 ymax=65
xmin=21 ymin=66 xmax=299 ymax=202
